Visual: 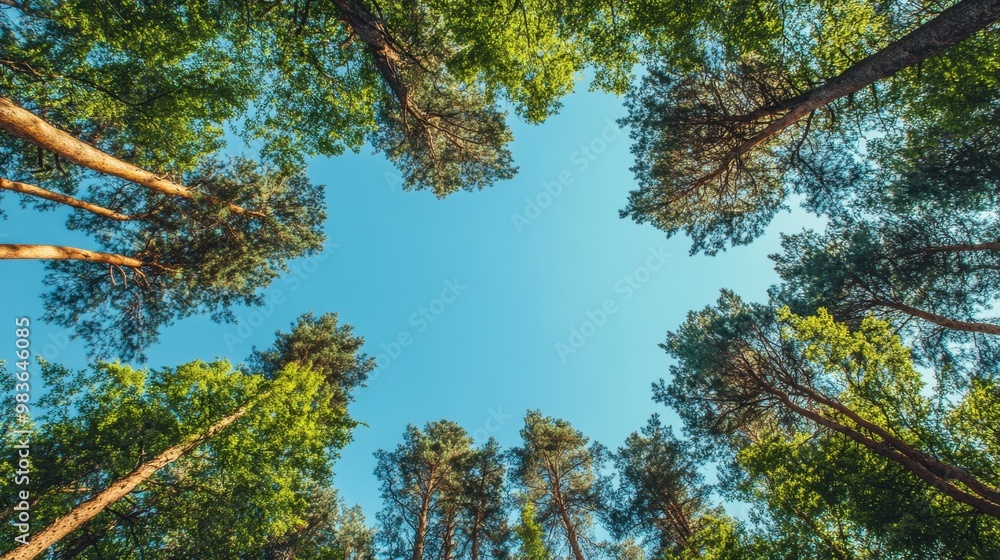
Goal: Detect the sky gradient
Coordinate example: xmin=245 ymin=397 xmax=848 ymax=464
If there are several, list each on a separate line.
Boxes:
xmin=1 ymin=83 xmax=820 ymax=520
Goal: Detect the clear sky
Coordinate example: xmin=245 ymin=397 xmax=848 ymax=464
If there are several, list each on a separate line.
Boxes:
xmin=1 ymin=84 xmax=819 ymax=521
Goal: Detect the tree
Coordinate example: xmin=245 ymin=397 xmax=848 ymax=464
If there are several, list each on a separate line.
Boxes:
xmin=510 ymin=411 xmax=606 ymax=560
xmin=1 ymin=368 xmax=266 ymax=560
xmin=660 ymin=515 xmax=753 ymax=560
xmin=607 ymin=415 xmax=709 ymax=558
xmin=0 ymin=312 xmax=371 ymax=558
xmin=375 ymin=421 xmax=474 ymax=560
xmin=40 ymin=157 xmax=323 ymax=360
xmin=731 ymin=427 xmax=1000 ymax=559
xmin=656 ymin=292 xmax=1000 ymax=519
xmin=771 ymin=218 xmax=1000 ymax=378
xmin=0 ymin=0 xmax=662 ymax=358
xmin=459 ymin=438 xmax=511 ymax=560
xmin=250 ymin=311 xmax=375 ymax=404
xmin=512 ymin=503 xmax=549 ymax=560
xmin=262 ymin=485 xmax=378 ymax=560
xmin=620 ymin=0 xmax=1000 ymax=253
xmin=765 ymin=111 xmax=1000 ymax=378
xmin=0 ymin=0 xmax=647 ymax=196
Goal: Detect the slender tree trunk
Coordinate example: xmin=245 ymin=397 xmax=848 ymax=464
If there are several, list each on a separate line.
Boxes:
xmin=788 ymin=375 xmax=1000 ymax=504
xmin=329 ymin=0 xmax=409 ymax=101
xmin=412 ymin=491 xmax=432 ymax=560
xmin=874 ymin=299 xmax=1000 ymax=335
xmin=661 ymin=500 xmax=693 ymax=547
xmin=741 ymin=349 xmax=1000 ymax=518
xmin=698 ymin=0 xmax=1000 ymax=187
xmin=0 ymin=97 xmax=261 ymax=217
xmin=0 ymin=244 xmax=143 ymax=268
xmin=469 ymin=499 xmax=483 ymax=560
xmin=441 ymin=511 xmax=456 ymax=560
xmin=901 ymin=240 xmax=1000 ymax=255
xmin=0 ymin=177 xmax=136 ymax=221
xmin=772 ymin=386 xmax=1000 ymax=517
xmin=548 ymin=472 xmax=586 ymax=560
xmin=0 ymin=394 xmax=264 ymax=560
xmin=329 ymin=0 xmax=437 ymax=136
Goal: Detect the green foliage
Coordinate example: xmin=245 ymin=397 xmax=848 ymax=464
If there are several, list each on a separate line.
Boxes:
xmin=262 ymin=485 xmax=378 ymax=560
xmin=607 ymin=415 xmax=708 ymax=558
xmin=40 ymin=157 xmax=326 ymax=360
xmin=0 ymin=312 xmax=372 ymax=557
xmin=0 ymin=0 xmax=652 ymax=197
xmin=734 ymin=431 xmax=1000 ymax=559
xmin=510 ymin=410 xmax=608 ymax=560
xmin=374 ymin=420 xmax=474 ymax=560
xmin=662 ymin=515 xmax=750 ymax=560
xmin=768 ymin=121 xmax=1000 ymax=378
xmin=620 ymin=0 xmax=1000 ymax=253
xmin=513 ymin=502 xmax=550 ymax=560
xmin=250 ymin=311 xmax=375 ymax=400
xmin=656 ymin=293 xmax=1000 ymax=556
xmin=373 ymin=426 xmax=509 ymax=560
xmin=0 ymin=0 xmax=253 ymax=175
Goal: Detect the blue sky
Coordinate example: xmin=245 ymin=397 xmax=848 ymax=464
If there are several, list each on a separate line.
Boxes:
xmin=1 ymin=85 xmax=819 ymax=521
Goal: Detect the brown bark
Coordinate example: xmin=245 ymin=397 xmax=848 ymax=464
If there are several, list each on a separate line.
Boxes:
xmin=330 ymin=0 xmax=410 ymax=106
xmin=772 ymin=385 xmax=1000 ymax=518
xmin=329 ymin=0 xmax=439 ymax=140
xmin=412 ymin=480 xmax=433 ymax=560
xmin=0 ymin=177 xmax=136 ymax=221
xmin=697 ymin=0 xmax=1000 ymax=188
xmin=0 ymin=97 xmax=262 ymax=218
xmin=734 ymin=347 xmax=1000 ymax=518
xmin=469 ymin=509 xmax=482 ymax=560
xmin=548 ymin=468 xmax=586 ymax=560
xmin=0 ymin=244 xmax=143 ymax=268
xmin=902 ymin=240 xmax=1000 ymax=255
xmin=786 ymin=373 xmax=1000 ymax=505
xmin=441 ymin=510 xmax=457 ymax=560
xmin=0 ymin=396 xmax=262 ymax=560
xmin=661 ymin=500 xmax=693 ymax=548
xmin=874 ymin=299 xmax=1000 ymax=336
xmin=468 ymin=490 xmax=484 ymax=560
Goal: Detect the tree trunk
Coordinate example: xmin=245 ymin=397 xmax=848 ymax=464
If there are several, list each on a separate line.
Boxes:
xmin=771 ymin=385 xmax=1000 ymax=518
xmin=874 ymin=299 xmax=1000 ymax=335
xmin=0 ymin=244 xmax=144 ymax=268
xmin=412 ymin=491 xmax=432 ymax=560
xmin=329 ymin=0 xmax=409 ymax=102
xmin=329 ymin=0 xmax=437 ymax=135
xmin=0 ymin=394 xmax=264 ymax=560
xmin=786 ymin=374 xmax=1000 ymax=505
xmin=469 ymin=502 xmax=482 ymax=560
xmin=902 ymin=240 xmax=1000 ymax=255
xmin=441 ymin=512 xmax=456 ymax=560
xmin=0 ymin=177 xmax=136 ymax=221
xmin=0 ymin=97 xmax=261 ymax=217
xmin=739 ymin=346 xmax=1000 ymax=518
xmin=548 ymin=471 xmax=586 ymax=560
xmin=661 ymin=500 xmax=693 ymax=548
xmin=699 ymin=0 xmax=1000 ymax=187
